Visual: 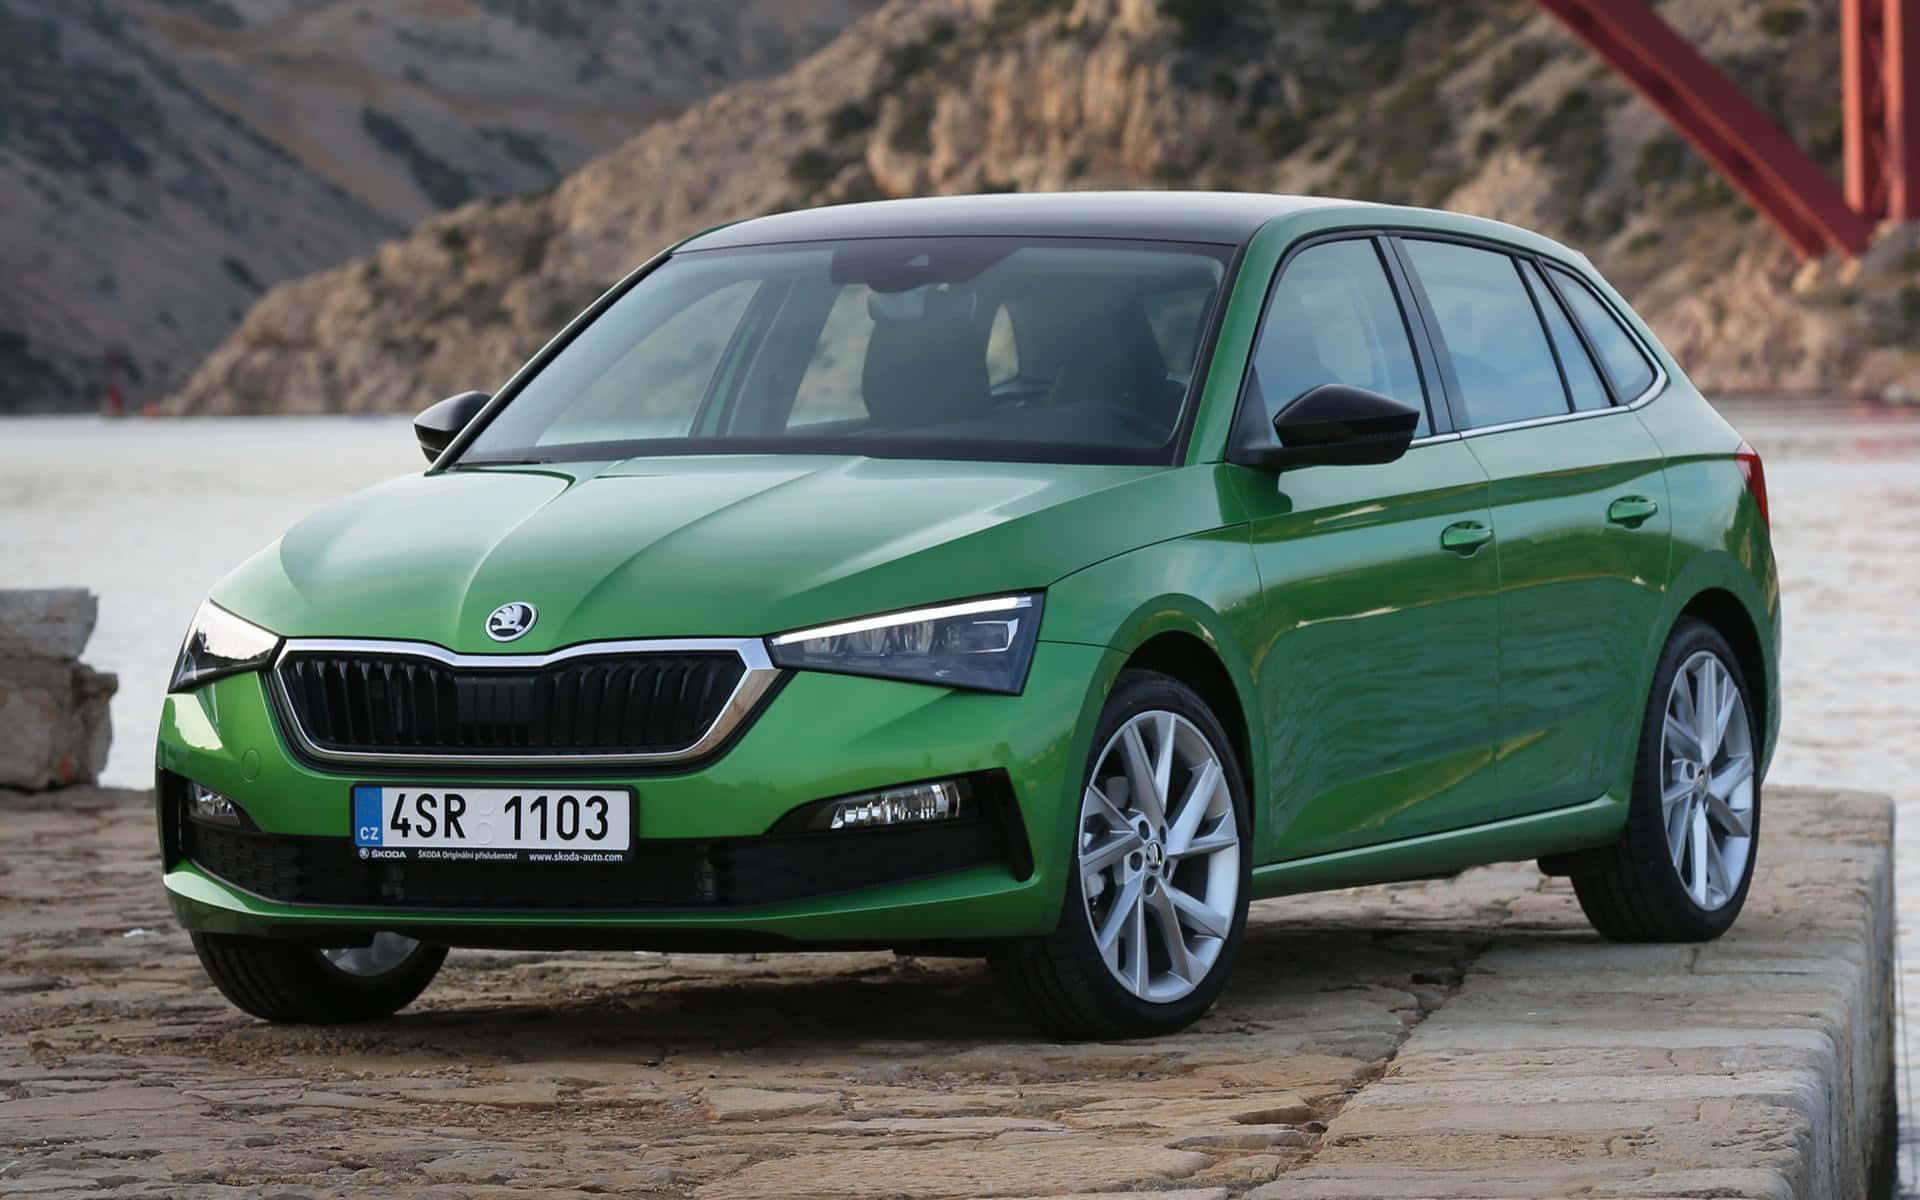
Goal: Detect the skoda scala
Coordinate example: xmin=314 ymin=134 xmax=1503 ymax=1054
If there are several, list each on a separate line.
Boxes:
xmin=159 ymin=193 xmax=1778 ymax=1037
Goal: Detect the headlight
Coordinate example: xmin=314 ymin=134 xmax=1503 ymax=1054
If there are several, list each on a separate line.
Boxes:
xmin=768 ymin=593 xmax=1042 ymax=694
xmin=169 ymin=601 xmax=281 ymax=692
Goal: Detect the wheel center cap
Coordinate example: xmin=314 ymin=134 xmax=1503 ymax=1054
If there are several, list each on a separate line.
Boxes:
xmin=1144 ymin=841 xmax=1165 ymax=873
xmin=1694 ymin=770 xmax=1710 ymax=798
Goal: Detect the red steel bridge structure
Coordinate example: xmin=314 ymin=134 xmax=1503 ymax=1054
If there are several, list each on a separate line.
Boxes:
xmin=1530 ymin=0 xmax=1919 ymax=258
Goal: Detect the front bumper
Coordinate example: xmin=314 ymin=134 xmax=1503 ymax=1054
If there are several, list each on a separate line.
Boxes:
xmin=157 ymin=640 xmax=1116 ymax=949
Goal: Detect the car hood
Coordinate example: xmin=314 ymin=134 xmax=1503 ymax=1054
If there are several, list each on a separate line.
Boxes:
xmin=212 ymin=454 xmax=1235 ymax=652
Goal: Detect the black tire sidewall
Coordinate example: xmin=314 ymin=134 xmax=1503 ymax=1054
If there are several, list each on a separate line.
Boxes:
xmin=194 ymin=932 xmax=447 ymax=1023
xmin=1624 ymin=619 xmax=1762 ymax=938
xmin=1051 ymin=669 xmax=1253 ymax=1035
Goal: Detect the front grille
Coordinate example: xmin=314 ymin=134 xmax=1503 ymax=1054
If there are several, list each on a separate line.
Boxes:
xmin=182 ymin=814 xmax=1011 ymax=911
xmin=274 ymin=649 xmax=747 ymax=758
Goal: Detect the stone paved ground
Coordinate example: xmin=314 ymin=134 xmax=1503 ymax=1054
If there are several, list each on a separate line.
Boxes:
xmin=0 ymin=785 xmax=1890 ymax=1199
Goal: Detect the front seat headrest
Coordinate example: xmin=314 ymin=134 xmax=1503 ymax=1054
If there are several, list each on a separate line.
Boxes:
xmin=860 ymin=309 xmax=991 ymax=429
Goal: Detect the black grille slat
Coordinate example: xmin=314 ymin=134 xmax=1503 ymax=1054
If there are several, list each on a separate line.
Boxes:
xmin=345 ymin=660 xmax=366 ymax=746
xmin=276 ymin=650 xmax=745 ymax=758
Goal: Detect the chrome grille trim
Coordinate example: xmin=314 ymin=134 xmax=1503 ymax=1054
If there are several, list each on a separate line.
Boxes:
xmin=267 ymin=636 xmax=782 ymax=767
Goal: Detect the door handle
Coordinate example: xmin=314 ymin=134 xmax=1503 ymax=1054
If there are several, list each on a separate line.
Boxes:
xmin=1440 ymin=520 xmax=1494 ymax=555
xmin=1606 ymin=495 xmax=1660 ymax=527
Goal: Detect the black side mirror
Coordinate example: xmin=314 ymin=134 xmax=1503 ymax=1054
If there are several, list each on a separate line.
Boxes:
xmin=414 ymin=391 xmax=490 ymax=463
xmin=1234 ymin=383 xmax=1420 ymax=472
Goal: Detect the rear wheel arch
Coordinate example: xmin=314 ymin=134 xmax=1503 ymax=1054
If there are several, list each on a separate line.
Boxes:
xmin=1674 ymin=588 xmax=1769 ymax=758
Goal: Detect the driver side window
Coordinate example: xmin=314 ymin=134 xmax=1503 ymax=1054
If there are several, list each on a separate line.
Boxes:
xmin=1248 ymin=239 xmax=1430 ymax=437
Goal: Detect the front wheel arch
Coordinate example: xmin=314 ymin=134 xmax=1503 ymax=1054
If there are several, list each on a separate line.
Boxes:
xmin=1120 ymin=631 xmax=1255 ymax=846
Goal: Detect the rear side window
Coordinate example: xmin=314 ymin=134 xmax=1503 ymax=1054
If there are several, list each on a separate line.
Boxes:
xmin=1401 ymin=239 xmax=1566 ymax=429
xmin=1247 ymin=239 xmax=1430 ymax=437
xmin=1518 ymin=260 xmax=1609 ymax=412
xmin=1547 ymin=264 xmax=1657 ymax=401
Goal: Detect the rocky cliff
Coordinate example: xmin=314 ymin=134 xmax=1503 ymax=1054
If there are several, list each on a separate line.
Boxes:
xmin=0 ymin=0 xmax=878 ymax=412
xmin=168 ymin=0 xmax=1920 ymax=415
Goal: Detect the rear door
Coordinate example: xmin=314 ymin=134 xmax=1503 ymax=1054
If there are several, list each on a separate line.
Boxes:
xmin=1228 ymin=236 xmax=1503 ymax=862
xmin=1393 ymin=237 xmax=1671 ymax=817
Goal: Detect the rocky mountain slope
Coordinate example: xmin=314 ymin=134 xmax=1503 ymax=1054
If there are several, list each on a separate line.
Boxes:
xmin=0 ymin=0 xmax=878 ymax=412
xmin=170 ymin=0 xmax=1920 ymax=416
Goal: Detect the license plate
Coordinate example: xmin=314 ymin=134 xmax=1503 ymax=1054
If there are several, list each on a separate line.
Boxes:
xmin=351 ymin=786 xmax=632 ymax=863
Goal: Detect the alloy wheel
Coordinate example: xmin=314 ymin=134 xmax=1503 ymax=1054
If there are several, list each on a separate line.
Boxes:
xmin=320 ymin=932 xmax=423 ymax=978
xmin=1659 ymin=650 xmax=1755 ymax=911
xmin=1078 ymin=710 xmax=1240 ymax=1003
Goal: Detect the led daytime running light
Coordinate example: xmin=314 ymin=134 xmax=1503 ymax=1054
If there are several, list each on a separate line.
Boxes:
xmin=770 ymin=595 xmax=1033 ymax=648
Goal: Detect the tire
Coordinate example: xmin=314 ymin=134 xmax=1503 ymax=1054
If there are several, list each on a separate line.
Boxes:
xmin=1570 ymin=618 xmax=1762 ymax=942
xmin=192 ymin=931 xmax=447 ymax=1023
xmin=994 ymin=670 xmax=1252 ymax=1038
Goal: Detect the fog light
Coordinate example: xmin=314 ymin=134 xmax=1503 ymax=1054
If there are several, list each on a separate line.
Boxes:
xmin=784 ymin=779 xmax=969 ymax=833
xmin=186 ymin=781 xmax=246 ymax=826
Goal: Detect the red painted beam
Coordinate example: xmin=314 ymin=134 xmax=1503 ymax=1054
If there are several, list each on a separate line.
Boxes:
xmin=1534 ymin=0 xmax=1873 ymax=258
xmin=1844 ymin=0 xmax=1888 ymax=218
xmin=1887 ymin=0 xmax=1920 ymax=220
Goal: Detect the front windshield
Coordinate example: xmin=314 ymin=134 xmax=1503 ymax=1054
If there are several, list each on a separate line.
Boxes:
xmin=457 ymin=236 xmax=1232 ymax=467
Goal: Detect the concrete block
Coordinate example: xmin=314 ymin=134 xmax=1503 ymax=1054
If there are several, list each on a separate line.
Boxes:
xmin=0 ymin=590 xmax=115 ymax=789
xmin=0 ymin=589 xmax=97 ymax=660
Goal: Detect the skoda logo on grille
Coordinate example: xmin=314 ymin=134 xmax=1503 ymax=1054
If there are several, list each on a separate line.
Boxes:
xmin=485 ymin=602 xmax=538 ymax=642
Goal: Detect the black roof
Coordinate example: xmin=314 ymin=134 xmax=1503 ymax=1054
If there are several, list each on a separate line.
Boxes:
xmin=680 ymin=191 xmax=1363 ymax=251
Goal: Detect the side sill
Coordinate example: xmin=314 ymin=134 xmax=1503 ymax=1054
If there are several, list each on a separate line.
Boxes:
xmin=1250 ymin=793 xmax=1628 ymax=900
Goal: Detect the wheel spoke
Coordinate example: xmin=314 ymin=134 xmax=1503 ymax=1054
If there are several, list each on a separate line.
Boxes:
xmin=1703 ymin=830 xmax=1729 ymax=905
xmin=1175 ymin=828 xmax=1238 ymax=859
xmin=1120 ymin=723 xmax=1166 ymax=829
xmin=1148 ymin=887 xmax=1194 ymax=983
xmin=1095 ymin=874 xmax=1144 ymax=956
xmin=1086 ymin=783 xmax=1134 ymax=835
xmin=1098 ymin=927 xmax=1123 ymax=978
xmin=1167 ymin=882 xmax=1230 ymax=939
xmin=1692 ymin=661 xmax=1718 ymax=760
xmin=1708 ymin=754 xmax=1754 ymax=802
xmin=1661 ymin=778 xmax=1693 ymax=814
xmin=1663 ymin=714 xmax=1703 ymax=760
xmin=1712 ymin=679 xmax=1738 ymax=757
xmin=1166 ymin=759 xmax=1221 ymax=856
xmin=1081 ymin=830 xmax=1142 ymax=878
xmin=1702 ymin=791 xmax=1750 ymax=839
xmin=1669 ymin=668 xmax=1697 ymax=730
xmin=1127 ymin=891 xmax=1149 ymax=996
xmin=1664 ymin=794 xmax=1691 ymax=865
xmin=1150 ymin=712 xmax=1176 ymax=817
xmin=1688 ymin=802 xmax=1710 ymax=906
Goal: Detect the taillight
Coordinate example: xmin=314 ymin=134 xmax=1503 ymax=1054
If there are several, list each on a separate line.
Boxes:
xmin=1735 ymin=441 xmax=1769 ymax=528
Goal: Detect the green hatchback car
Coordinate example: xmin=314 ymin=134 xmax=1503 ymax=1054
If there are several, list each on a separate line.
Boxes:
xmin=160 ymin=193 xmax=1778 ymax=1037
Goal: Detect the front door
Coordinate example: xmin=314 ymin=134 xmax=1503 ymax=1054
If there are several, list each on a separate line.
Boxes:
xmin=1229 ymin=237 xmax=1503 ymax=862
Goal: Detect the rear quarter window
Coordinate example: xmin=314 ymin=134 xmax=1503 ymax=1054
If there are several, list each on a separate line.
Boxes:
xmin=1546 ymin=264 xmax=1658 ymax=401
xmin=1518 ymin=260 xmax=1609 ymax=412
